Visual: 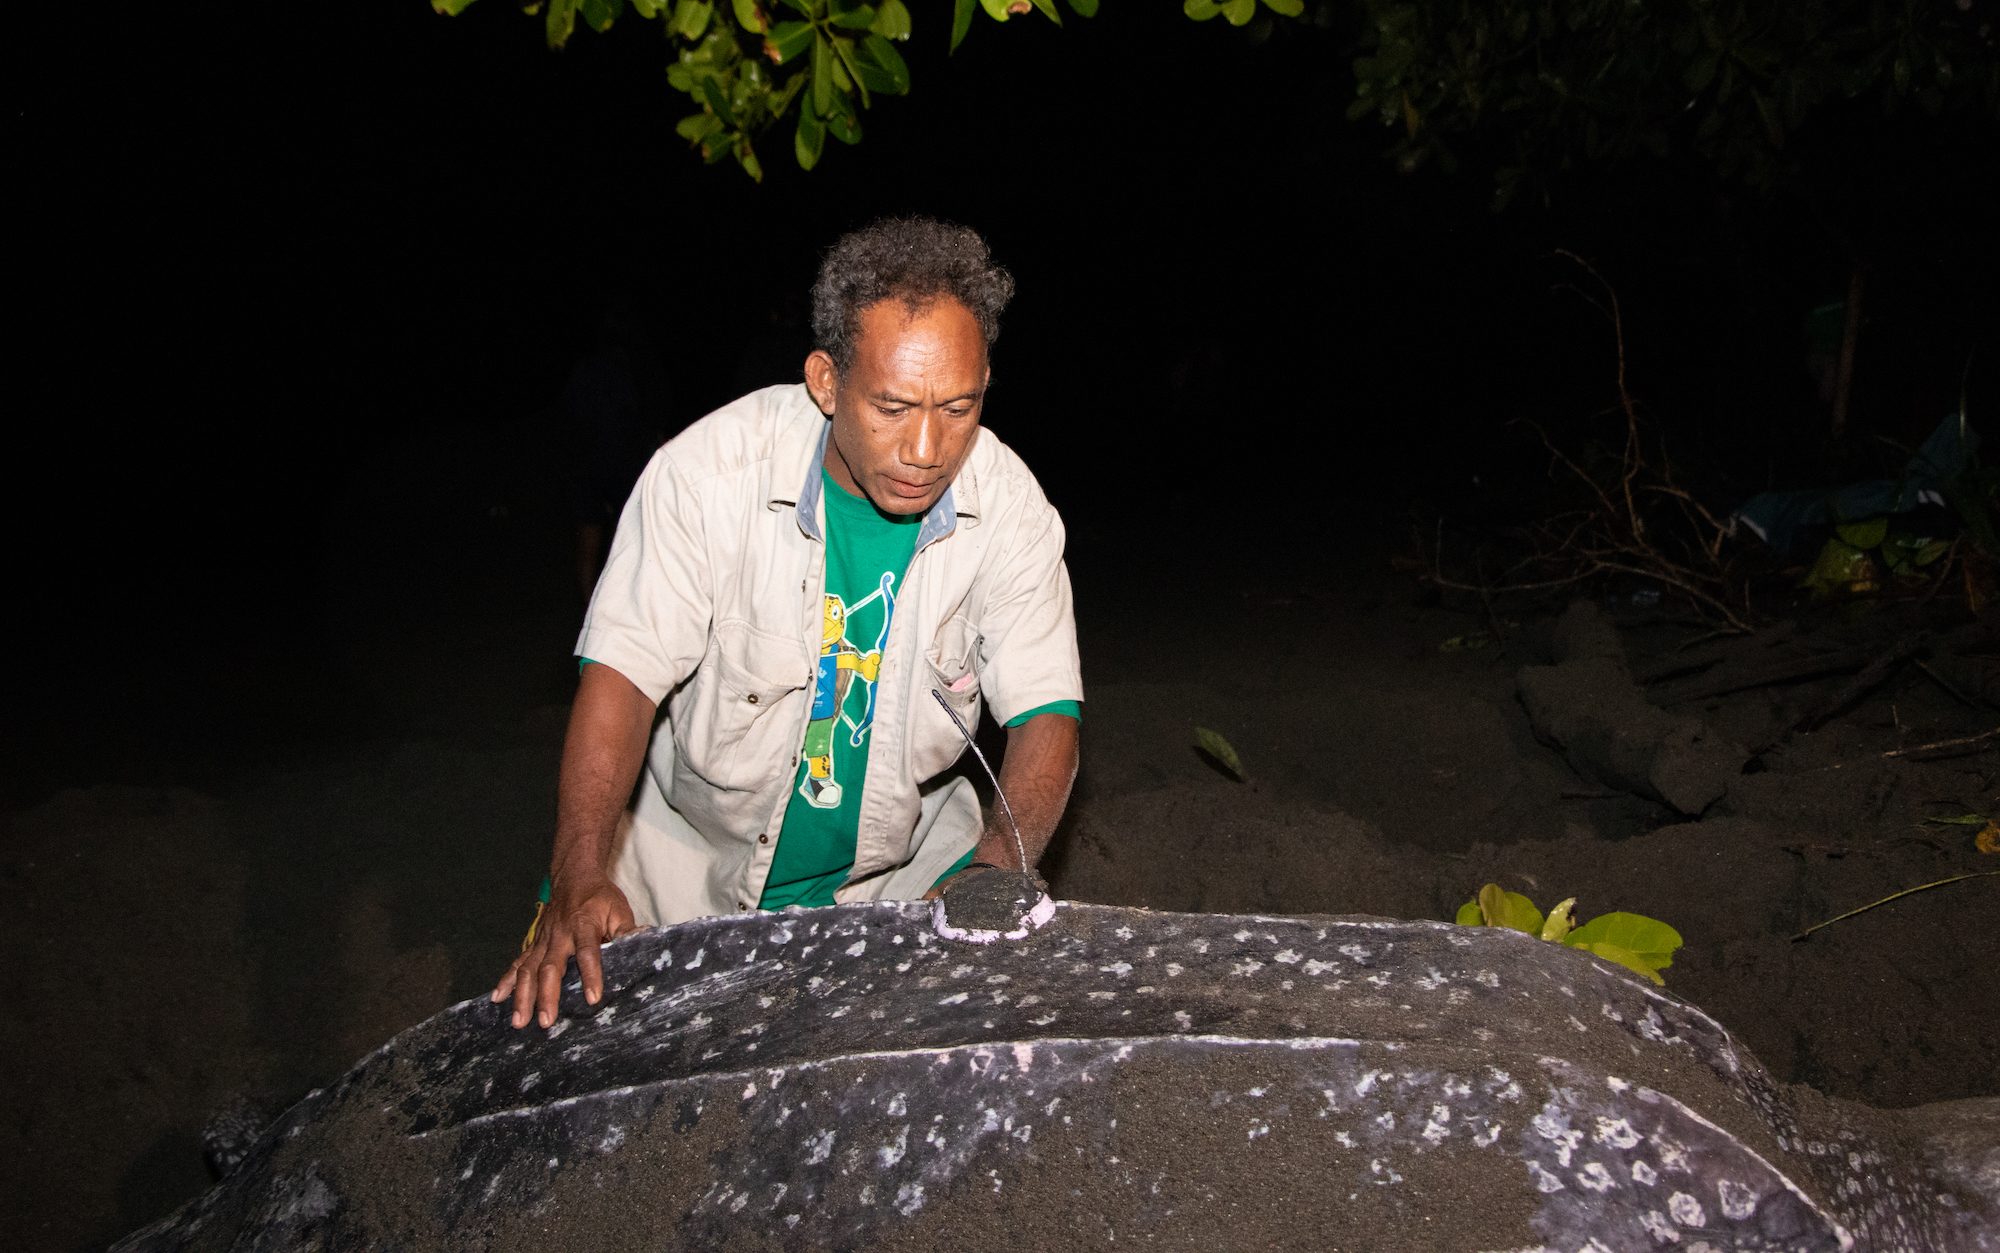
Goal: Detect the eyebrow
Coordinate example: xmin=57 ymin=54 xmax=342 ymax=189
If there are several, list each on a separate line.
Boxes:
xmin=870 ymin=388 xmax=985 ymax=406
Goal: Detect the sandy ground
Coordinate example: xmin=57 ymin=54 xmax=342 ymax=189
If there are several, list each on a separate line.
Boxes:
xmin=6 ymin=436 xmax=1997 ymax=1251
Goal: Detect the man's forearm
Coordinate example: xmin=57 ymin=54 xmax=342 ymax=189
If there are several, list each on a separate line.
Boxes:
xmin=973 ymin=713 xmax=1080 ymax=872
xmin=551 ymin=663 xmax=659 ymax=889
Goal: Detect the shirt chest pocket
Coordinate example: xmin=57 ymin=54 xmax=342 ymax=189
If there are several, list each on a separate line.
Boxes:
xmin=912 ymin=614 xmax=983 ymax=781
xmin=677 ymin=622 xmax=809 ymax=792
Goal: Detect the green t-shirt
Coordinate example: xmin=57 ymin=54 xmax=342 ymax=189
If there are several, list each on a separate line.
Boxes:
xmin=759 ymin=472 xmax=925 ymax=909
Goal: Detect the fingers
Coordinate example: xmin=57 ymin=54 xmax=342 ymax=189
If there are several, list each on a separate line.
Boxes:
xmin=574 ymin=917 xmax=605 ymax=1006
xmin=490 ymin=961 xmax=519 ymax=1003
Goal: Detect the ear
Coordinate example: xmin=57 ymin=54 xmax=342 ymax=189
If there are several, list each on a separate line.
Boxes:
xmin=804 ymin=350 xmax=839 ymax=416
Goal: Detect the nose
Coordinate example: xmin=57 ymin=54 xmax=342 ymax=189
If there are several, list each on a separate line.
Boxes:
xmin=903 ymin=409 xmax=942 ymax=469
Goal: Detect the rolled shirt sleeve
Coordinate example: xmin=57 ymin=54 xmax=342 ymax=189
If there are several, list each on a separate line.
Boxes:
xmin=575 ymin=450 xmax=713 ymax=705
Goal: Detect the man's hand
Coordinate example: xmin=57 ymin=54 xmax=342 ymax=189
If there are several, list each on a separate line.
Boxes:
xmin=492 ymin=871 xmax=638 ymax=1029
xmin=492 ymin=661 xmax=657 ymax=1029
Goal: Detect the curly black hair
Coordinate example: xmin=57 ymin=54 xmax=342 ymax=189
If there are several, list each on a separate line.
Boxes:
xmin=810 ymin=217 xmax=1015 ymax=373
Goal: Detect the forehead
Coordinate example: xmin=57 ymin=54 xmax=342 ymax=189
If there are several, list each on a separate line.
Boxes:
xmin=850 ymin=296 xmax=985 ymax=371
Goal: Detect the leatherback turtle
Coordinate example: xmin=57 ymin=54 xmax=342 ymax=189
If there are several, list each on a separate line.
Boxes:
xmin=118 ymin=897 xmax=1998 ymax=1251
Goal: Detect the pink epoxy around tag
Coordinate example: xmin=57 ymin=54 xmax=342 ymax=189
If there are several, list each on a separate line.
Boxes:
xmin=948 ymin=671 xmax=977 ymax=693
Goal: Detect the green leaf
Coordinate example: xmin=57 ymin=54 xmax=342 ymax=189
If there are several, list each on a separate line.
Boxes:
xmin=795 ymin=104 xmax=826 ymax=169
xmin=1539 ymin=897 xmax=1577 ymax=942
xmin=631 ymin=0 xmax=661 ymax=16
xmin=1454 ymin=900 xmax=1483 ymax=927
xmin=1564 ymin=911 xmax=1682 ymax=982
xmin=1191 ymin=726 xmax=1249 ymax=783
xmin=1184 ymin=0 xmax=1221 ymax=19
xmin=1066 ymin=0 xmax=1097 ymax=15
xmin=1573 ymin=940 xmax=1667 ymax=985
xmin=858 ymin=34 xmax=910 ymax=94
xmin=950 ymin=0 xmax=976 ymax=51
xmin=1476 ymin=884 xmax=1544 ymax=935
xmin=825 ymin=98 xmax=862 ymax=143
xmin=1261 ymin=0 xmax=1303 ymax=16
xmin=580 ymin=0 xmax=621 ymax=32
xmin=811 ymin=32 xmax=833 ymax=115
xmin=1029 ymin=0 xmax=1062 ymax=25
xmin=731 ymin=0 xmax=766 ymax=32
xmin=774 ymin=0 xmax=812 ymax=14
xmin=699 ymin=74 xmax=738 ymax=128
xmin=1220 ymin=0 xmax=1254 ymax=25
xmin=979 ymin=0 xmax=1014 ymax=20
xmin=763 ymin=19 xmax=813 ymax=64
xmin=675 ymin=111 xmax=725 ymax=143
xmin=1923 ymin=813 xmax=1992 ymax=826
xmin=833 ymin=35 xmax=871 ymax=107
xmin=829 ymin=0 xmax=876 ymax=30
xmin=545 ymin=0 xmax=579 ymax=48
xmin=1835 ymin=517 xmax=1889 ymax=549
xmin=738 ymin=137 xmax=764 ymax=181
xmin=431 ymin=0 xmax=481 ymax=16
xmin=669 ymin=0 xmax=713 ymax=38
xmin=871 ymin=0 xmax=911 ymax=39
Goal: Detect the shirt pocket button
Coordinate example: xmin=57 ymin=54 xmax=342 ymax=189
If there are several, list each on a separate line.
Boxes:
xmin=746 ymin=693 xmax=759 ymax=704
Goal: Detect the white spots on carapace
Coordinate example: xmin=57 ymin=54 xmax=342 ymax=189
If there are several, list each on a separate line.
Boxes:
xmin=1173 ymin=1010 xmax=1193 ymax=1030
xmin=938 ymin=991 xmax=969 ymax=1005
xmin=1600 ymin=1003 xmax=1625 ymax=1024
xmin=1335 ymin=1129 xmax=1356 ymax=1148
xmin=1191 ymin=938 xmax=1211 ymax=955
xmin=895 ymin=960 xmax=913 ymax=974
xmin=756 ymin=994 xmax=775 ymax=1009
xmin=1605 ymin=1075 xmax=1631 ymax=1093
xmin=844 ymin=940 xmax=866 ymax=957
xmin=1165 ymin=963 xmax=1185 ymax=978
xmin=651 ymin=947 xmax=676 ymax=971
xmin=949 ymin=963 xmax=976 ymax=979
xmin=827 ymin=1005 xmax=851 ymax=1019
xmin=1593 ymin=1116 xmax=1640 ymax=1149
xmin=546 ymin=1156 xmax=560 ymax=1170
xmin=1302 ymin=959 xmax=1336 ymax=976
xmin=684 ymin=949 xmax=705 ymax=970
xmin=1365 ymin=972 xmax=1391 ymax=988
xmin=783 ymin=1214 xmax=801 ymax=1229
xmin=1339 ymin=944 xmax=1372 ymax=962
xmin=1533 ymin=1107 xmax=1584 ymax=1167
xmin=1114 ymin=926 xmax=1134 ymax=941
xmin=1655 ymin=1135 xmax=1690 ymax=1174
xmin=885 ymin=1092 xmax=907 ymax=1116
xmin=1030 ymin=1012 xmax=1058 ymax=1026
xmin=1717 ymin=1178 xmax=1759 ymax=1220
xmin=1421 ymin=1105 xmax=1452 ymax=1144
xmin=1631 ymin=1159 xmax=1659 ymax=1186
xmin=1011 ymin=1042 xmax=1036 ymax=1071
xmin=1472 ymin=1122 xmax=1502 ymax=1148
xmin=1136 ymin=985 xmax=1157 ymax=994
xmin=1668 ymin=1191 xmax=1707 ymax=1226
xmin=986 ymin=973 xmax=1012 ymax=984
xmin=1099 ymin=961 xmax=1133 ymax=976
xmin=1273 ymin=948 xmax=1302 ymax=965
xmin=1016 ymin=994 xmax=1042 ymax=1007
xmin=1233 ymin=929 xmax=1252 ymax=943
xmin=1088 ymin=990 xmax=1117 ymax=1001
xmin=894 ymin=1182 xmax=925 ymax=1216
xmin=520 ymin=1071 xmax=542 ymax=1093
xmin=1576 ymin=1161 xmax=1617 ymax=1192
xmin=1639 ymin=1210 xmax=1679 ymax=1243
xmin=1475 ymin=970 xmax=1501 ymax=988
xmin=804 ymin=1129 xmax=835 ymax=1164
xmin=1232 ymin=960 xmax=1265 ymax=977
xmin=595 ymin=1006 xmax=618 ymax=1026
xmin=1355 ymin=1070 xmax=1381 ymax=1097
xmin=1528 ymin=1161 xmax=1567 ymax=1193
xmin=1375 ymin=1111 xmax=1397 ymax=1131
xmin=597 ymin=1124 xmax=626 ymax=1153
xmin=1414 ymin=968 xmax=1447 ymax=991
xmin=1248 ymin=1122 xmax=1270 ymax=1140
xmin=741 ymin=1081 xmax=757 ymax=1100
xmin=1566 ymin=1013 xmax=1590 ymax=1033
xmin=1368 ymin=1158 xmax=1403 ymax=1186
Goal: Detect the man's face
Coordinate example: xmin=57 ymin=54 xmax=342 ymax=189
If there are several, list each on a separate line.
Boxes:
xmin=806 ymin=296 xmax=990 ymax=517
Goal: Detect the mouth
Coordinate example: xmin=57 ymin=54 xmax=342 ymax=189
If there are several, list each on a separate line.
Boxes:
xmin=885 ymin=476 xmax=935 ymax=499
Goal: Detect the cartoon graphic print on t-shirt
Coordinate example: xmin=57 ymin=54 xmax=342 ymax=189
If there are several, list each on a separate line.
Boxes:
xmin=798 ymin=574 xmax=894 ymax=808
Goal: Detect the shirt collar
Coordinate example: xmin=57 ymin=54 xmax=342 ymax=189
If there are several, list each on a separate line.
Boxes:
xmin=773 ymin=400 xmax=983 ymax=547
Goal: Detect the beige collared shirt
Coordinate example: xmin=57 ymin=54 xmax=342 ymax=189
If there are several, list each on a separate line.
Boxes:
xmin=577 ymin=383 xmax=1082 ymax=923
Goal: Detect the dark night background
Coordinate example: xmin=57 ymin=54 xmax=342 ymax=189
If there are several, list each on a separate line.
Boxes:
xmin=13 ymin=2 xmax=1992 ymax=798
xmin=7 ymin=3 xmax=2000 ymax=1247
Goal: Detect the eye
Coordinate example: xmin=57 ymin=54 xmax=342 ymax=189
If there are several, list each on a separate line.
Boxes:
xmin=876 ymin=405 xmax=908 ymax=418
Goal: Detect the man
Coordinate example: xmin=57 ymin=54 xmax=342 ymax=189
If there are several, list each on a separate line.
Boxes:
xmin=494 ymin=218 xmax=1083 ymax=1030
